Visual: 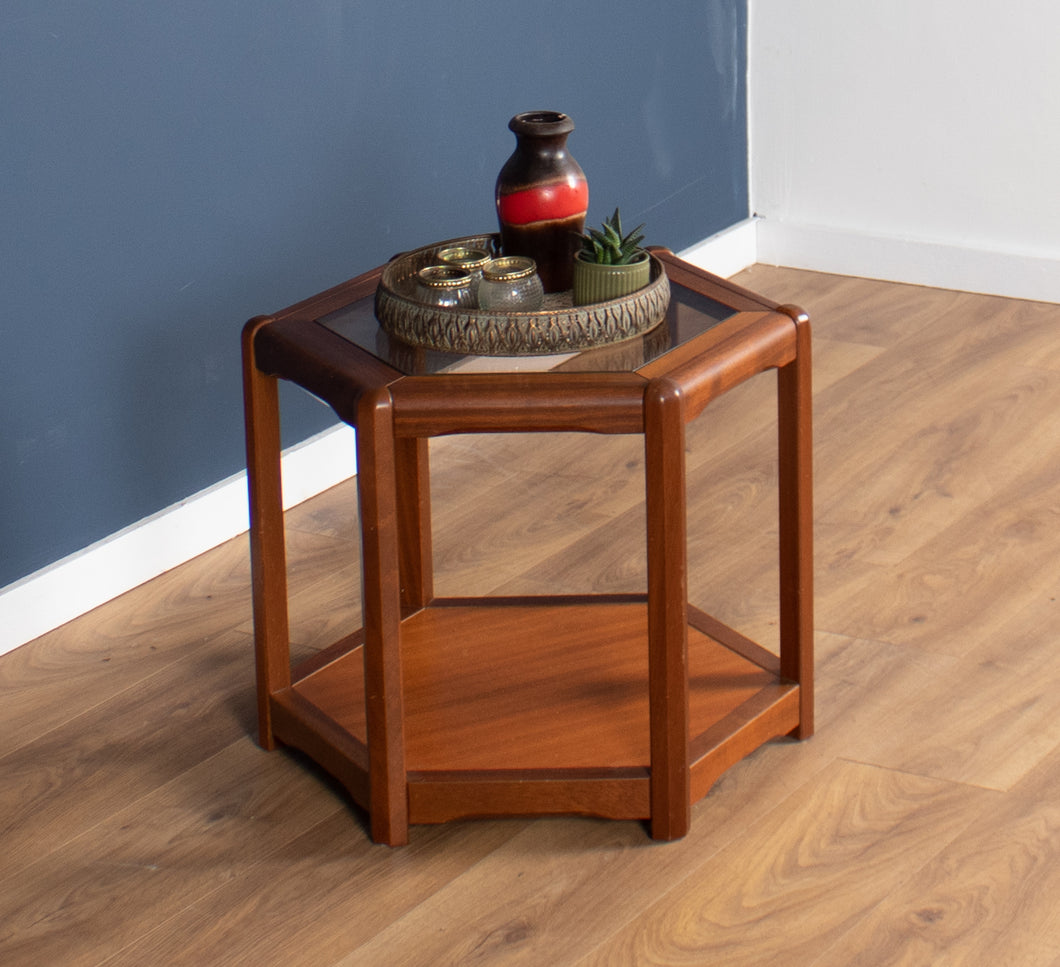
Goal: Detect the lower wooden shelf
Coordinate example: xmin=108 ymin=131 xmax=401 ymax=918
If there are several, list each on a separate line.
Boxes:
xmin=269 ymin=597 xmax=801 ymax=827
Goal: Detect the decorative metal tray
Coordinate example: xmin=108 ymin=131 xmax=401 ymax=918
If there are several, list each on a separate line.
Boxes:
xmin=375 ymin=234 xmax=671 ymax=356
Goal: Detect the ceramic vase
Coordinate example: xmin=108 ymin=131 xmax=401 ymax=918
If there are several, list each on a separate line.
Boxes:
xmin=495 ymin=111 xmax=588 ymax=293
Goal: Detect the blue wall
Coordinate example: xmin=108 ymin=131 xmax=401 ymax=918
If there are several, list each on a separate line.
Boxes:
xmin=1 ymin=1 xmax=748 ymax=589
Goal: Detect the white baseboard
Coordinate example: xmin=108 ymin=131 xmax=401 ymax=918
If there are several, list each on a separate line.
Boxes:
xmin=0 ymin=423 xmax=358 ymax=658
xmin=5 ymin=219 xmax=1053 ymax=656
xmin=682 ymin=217 xmax=1060 ymax=304
xmin=677 ymin=218 xmax=759 ymax=278
xmin=756 ymin=220 xmax=1060 ymax=304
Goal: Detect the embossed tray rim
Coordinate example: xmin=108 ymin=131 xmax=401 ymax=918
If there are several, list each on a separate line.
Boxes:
xmin=375 ymin=233 xmax=671 ymax=356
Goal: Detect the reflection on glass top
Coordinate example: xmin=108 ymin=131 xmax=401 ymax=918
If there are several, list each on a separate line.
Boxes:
xmin=317 ymin=282 xmax=737 ymax=376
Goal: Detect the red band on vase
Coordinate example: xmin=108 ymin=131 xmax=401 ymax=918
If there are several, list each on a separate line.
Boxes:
xmin=497 ymin=180 xmax=589 ymax=226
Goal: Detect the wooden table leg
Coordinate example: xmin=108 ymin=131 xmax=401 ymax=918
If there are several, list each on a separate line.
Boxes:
xmin=242 ymin=316 xmax=291 ymax=750
xmin=777 ymin=307 xmax=814 ymax=739
xmin=356 ymin=386 xmax=409 ymax=846
xmin=644 ymin=377 xmax=691 ymax=840
xmin=395 ymin=436 xmax=433 ymax=613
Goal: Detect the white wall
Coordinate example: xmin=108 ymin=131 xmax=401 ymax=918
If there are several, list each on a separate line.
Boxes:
xmin=750 ymin=0 xmax=1060 ymax=302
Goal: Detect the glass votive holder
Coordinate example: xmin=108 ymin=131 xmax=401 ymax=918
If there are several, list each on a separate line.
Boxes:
xmin=436 ymin=246 xmax=492 ymax=278
xmin=414 ymin=265 xmax=476 ymax=308
xmin=436 ymin=246 xmax=491 ymax=299
xmin=477 ymin=256 xmax=545 ymax=311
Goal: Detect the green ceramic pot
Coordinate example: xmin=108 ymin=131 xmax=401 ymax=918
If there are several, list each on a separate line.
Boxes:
xmin=571 ymin=250 xmax=652 ymax=306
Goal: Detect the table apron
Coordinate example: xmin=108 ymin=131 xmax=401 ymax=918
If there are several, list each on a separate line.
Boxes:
xmin=390 ymin=372 xmax=649 ymax=436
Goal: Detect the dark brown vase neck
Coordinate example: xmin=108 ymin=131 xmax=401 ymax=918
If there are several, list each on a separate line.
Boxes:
xmin=508 ymin=111 xmax=574 ymax=139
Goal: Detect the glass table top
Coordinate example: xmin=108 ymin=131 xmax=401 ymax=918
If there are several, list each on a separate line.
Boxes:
xmin=317 ymin=281 xmax=737 ymax=377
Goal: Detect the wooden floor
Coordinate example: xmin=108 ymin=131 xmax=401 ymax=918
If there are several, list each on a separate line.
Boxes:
xmin=3 ymin=266 xmax=1059 ymax=965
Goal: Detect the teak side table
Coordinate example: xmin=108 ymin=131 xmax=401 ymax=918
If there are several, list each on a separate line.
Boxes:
xmin=241 ymin=248 xmax=813 ymax=846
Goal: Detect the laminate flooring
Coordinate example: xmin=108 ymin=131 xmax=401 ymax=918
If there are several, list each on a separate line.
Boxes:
xmin=2 ymin=266 xmax=1058 ymax=965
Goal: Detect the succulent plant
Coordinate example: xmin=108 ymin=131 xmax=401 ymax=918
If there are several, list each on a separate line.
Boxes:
xmin=578 ymin=208 xmax=647 ymax=265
